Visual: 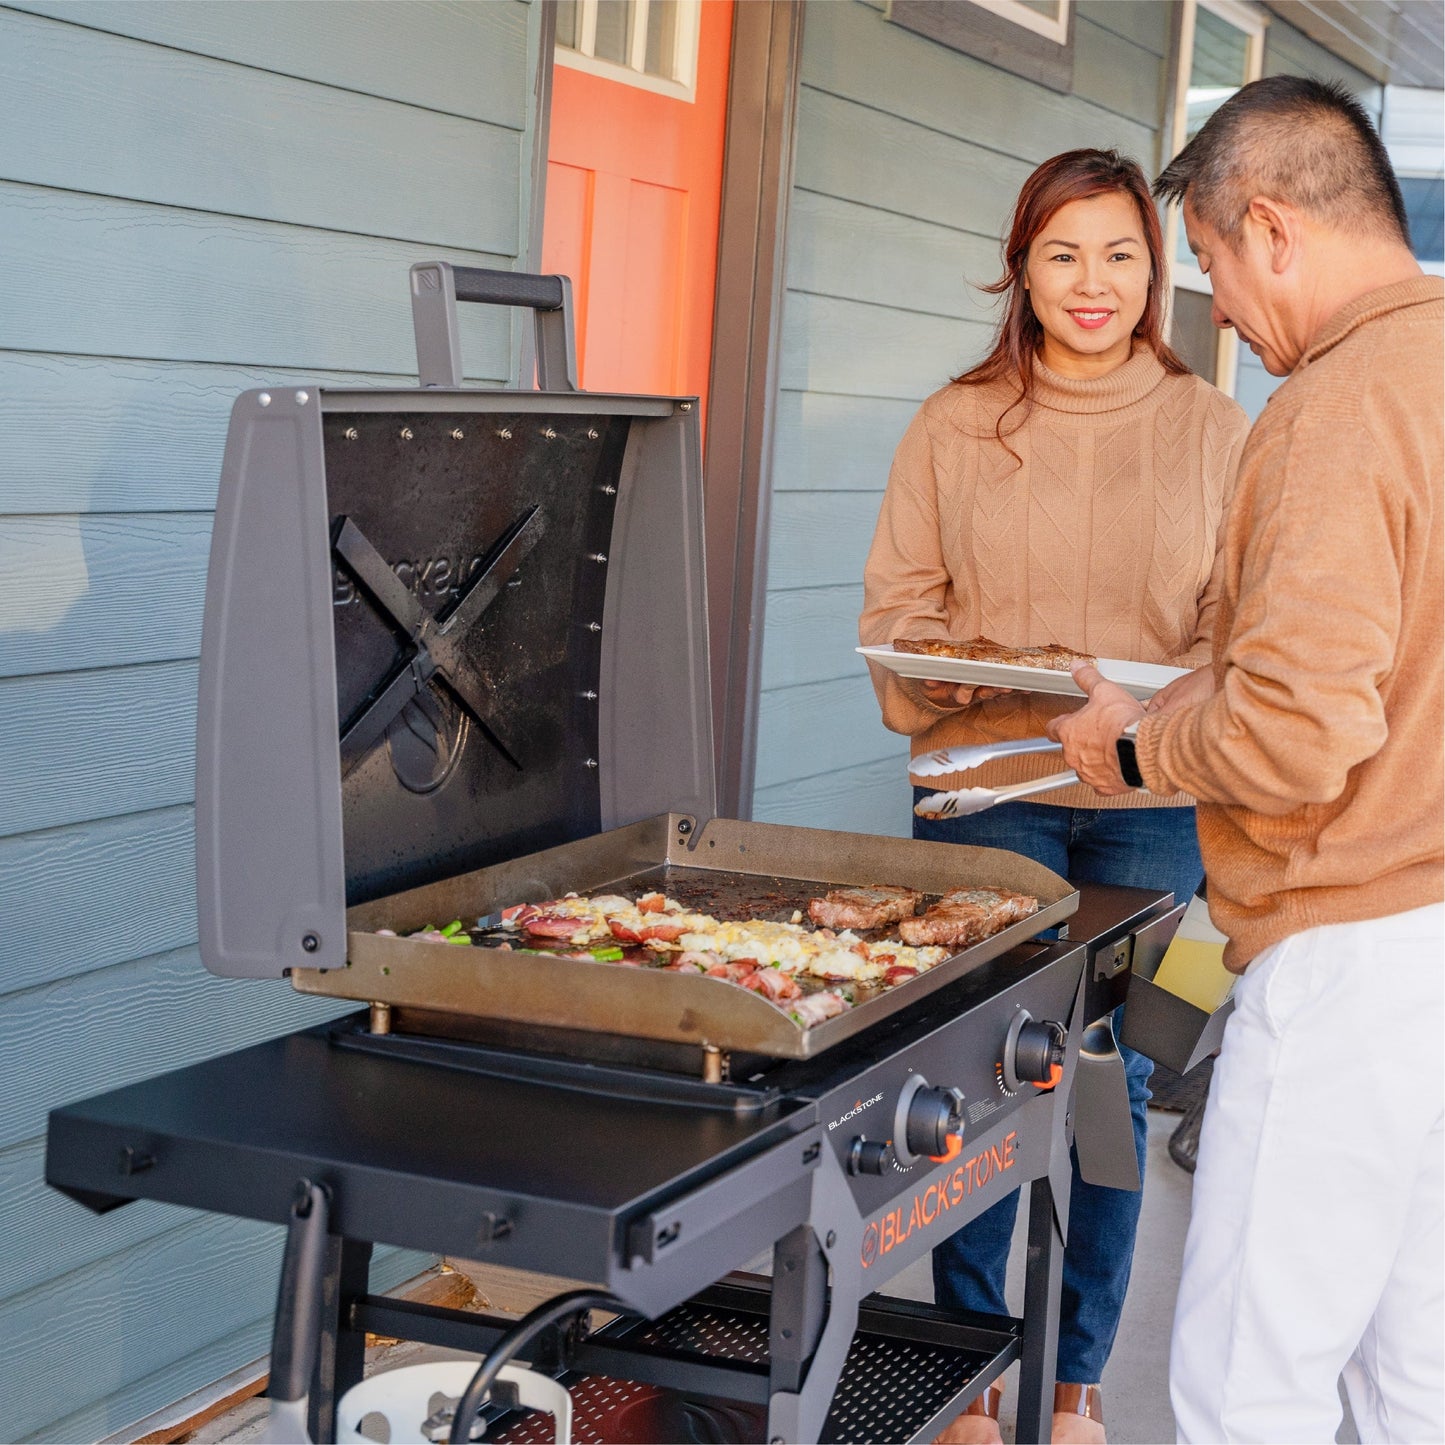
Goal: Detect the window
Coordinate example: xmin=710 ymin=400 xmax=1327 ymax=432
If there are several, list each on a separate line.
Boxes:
xmin=887 ymin=0 xmax=1075 ymax=92
xmin=1163 ymin=0 xmax=1267 ymax=396
xmin=1400 ymin=175 xmax=1444 ymax=264
xmin=556 ymin=0 xmax=701 ymax=101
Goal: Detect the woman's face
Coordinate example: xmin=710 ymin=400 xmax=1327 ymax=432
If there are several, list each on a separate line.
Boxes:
xmin=1024 ymin=192 xmax=1152 ymax=378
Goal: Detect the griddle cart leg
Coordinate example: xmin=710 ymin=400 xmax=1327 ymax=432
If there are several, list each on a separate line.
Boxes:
xmin=1015 ymin=1154 xmax=1064 ymax=1442
xmin=308 ymin=1236 xmax=374 ymax=1445
xmin=769 ymin=1225 xmax=828 ymax=1395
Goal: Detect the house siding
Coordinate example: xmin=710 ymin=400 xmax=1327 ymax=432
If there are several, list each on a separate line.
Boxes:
xmin=752 ymin=0 xmax=1175 ymax=837
xmin=0 ymin=2 xmax=541 ymax=1439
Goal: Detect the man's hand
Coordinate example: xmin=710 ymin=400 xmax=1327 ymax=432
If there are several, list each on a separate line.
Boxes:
xmin=918 ymin=680 xmax=1014 ymax=708
xmin=1146 ymin=664 xmax=1215 ymax=715
xmin=1046 ymin=664 xmax=1146 ymax=794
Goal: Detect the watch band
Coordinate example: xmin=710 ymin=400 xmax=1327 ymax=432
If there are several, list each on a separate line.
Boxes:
xmin=1116 ymin=721 xmax=1144 ymax=788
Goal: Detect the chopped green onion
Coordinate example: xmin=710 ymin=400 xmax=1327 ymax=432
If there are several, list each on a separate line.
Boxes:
xmin=446 ymin=935 xmax=472 ymax=946
xmin=440 ymin=920 xmax=464 ymax=938
xmin=589 ymin=946 xmax=624 ymax=961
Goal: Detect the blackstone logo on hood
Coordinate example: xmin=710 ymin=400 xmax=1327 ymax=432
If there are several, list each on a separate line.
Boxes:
xmin=828 ymin=1093 xmax=885 ymax=1131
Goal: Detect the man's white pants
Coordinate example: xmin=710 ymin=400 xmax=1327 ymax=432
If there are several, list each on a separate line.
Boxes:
xmin=1171 ymin=902 xmax=1444 ymax=1443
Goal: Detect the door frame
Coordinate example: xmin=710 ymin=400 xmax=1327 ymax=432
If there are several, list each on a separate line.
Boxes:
xmin=702 ymin=0 xmax=805 ymax=818
xmin=530 ymin=0 xmax=805 ymax=817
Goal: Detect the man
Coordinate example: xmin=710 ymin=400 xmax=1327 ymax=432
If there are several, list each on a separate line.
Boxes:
xmin=1048 ymin=77 xmax=1443 ymax=1443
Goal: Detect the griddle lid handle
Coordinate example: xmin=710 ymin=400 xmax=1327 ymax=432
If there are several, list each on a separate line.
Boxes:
xmin=410 ymin=260 xmax=579 ymax=392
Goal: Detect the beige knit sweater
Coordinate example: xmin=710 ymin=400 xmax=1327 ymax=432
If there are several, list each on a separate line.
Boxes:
xmin=860 ymin=348 xmax=1250 ymax=806
xmin=1138 ymin=277 xmax=1445 ymax=970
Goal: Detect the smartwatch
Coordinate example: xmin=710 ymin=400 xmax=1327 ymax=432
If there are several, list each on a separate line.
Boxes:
xmin=1115 ymin=720 xmax=1144 ymax=788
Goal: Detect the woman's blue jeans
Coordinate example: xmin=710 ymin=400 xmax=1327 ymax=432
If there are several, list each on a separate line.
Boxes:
xmin=913 ymin=795 xmax=1204 ymax=1385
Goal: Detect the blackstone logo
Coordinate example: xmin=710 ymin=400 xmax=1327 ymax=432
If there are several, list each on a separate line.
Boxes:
xmin=828 ymin=1092 xmax=885 ymax=1131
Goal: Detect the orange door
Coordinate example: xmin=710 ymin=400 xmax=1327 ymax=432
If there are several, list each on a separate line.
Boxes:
xmin=542 ymin=0 xmax=733 ymax=433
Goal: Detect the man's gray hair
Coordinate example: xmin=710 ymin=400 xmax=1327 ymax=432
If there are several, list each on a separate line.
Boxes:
xmin=1155 ymin=76 xmax=1410 ymax=249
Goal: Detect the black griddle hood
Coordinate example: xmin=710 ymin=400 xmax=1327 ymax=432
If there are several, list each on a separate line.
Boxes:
xmin=195 ymin=265 xmax=714 ymax=978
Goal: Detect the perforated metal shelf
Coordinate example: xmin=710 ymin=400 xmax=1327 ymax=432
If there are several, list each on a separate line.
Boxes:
xmin=488 ymin=1301 xmax=1003 ymax=1444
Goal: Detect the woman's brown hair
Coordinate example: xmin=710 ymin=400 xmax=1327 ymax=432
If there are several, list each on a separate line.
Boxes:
xmin=958 ymin=148 xmax=1188 ymax=445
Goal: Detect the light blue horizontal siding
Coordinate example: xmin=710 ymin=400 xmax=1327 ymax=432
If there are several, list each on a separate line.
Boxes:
xmin=794 ymin=87 xmax=1032 ymax=239
xmin=0 ymin=514 xmax=210 ymax=678
xmin=764 ymin=491 xmax=882 ymax=592
xmin=0 ymin=182 xmax=514 ymax=378
xmin=0 ymin=8 xmax=521 ymax=252
xmin=752 ymin=0 xmax=1171 ymax=830
xmin=0 ymin=660 xmax=198 ymax=839
xmin=0 ymin=807 xmax=197 ymax=995
xmin=8 ymin=1223 xmax=429 ymax=1444
xmin=0 ymin=3 xmax=540 ymax=1431
xmin=1071 ymin=13 xmax=1169 ymax=129
xmin=753 ymin=755 xmax=914 ymax=840
xmin=754 ymin=678 xmax=901 ymax=791
xmin=0 ymin=354 xmax=444 ymax=515
xmin=760 ymin=585 xmax=867 ymax=691
xmin=1077 ymin=1 xmax=1173 ymax=57
xmin=778 ymin=291 xmax=992 ymax=399
xmin=0 ymin=1136 xmax=193 ymax=1302
xmin=771 ymin=390 xmax=918 ymax=493
xmin=10 ymin=0 xmax=530 ymax=127
xmin=0 ymin=946 xmax=355 ymax=1152
xmin=787 ymin=189 xmax=1004 ymax=324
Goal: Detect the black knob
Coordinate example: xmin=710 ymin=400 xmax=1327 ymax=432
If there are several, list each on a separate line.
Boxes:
xmin=1013 ymin=1019 xmax=1066 ymax=1084
xmin=849 ymin=1138 xmax=890 ymax=1176
xmin=905 ymin=1085 xmax=966 ymax=1158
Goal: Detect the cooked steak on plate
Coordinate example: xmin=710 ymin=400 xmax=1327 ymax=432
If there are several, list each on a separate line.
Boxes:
xmin=898 ymin=887 xmax=1039 ymax=948
xmin=893 ymin=635 xmax=1095 ymax=672
xmin=807 ymin=884 xmax=923 ymax=930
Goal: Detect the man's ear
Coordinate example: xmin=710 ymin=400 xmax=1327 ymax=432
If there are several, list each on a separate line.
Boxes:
xmin=1245 ymin=195 xmax=1299 ymax=274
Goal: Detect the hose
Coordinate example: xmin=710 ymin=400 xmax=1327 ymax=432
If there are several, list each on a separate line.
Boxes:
xmin=446 ymin=1287 xmax=630 ymax=1443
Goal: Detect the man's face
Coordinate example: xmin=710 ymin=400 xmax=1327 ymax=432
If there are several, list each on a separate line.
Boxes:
xmin=1183 ymin=200 xmax=1298 ymax=376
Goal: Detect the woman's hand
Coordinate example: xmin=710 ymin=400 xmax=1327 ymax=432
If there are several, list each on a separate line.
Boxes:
xmin=918 ymin=680 xmax=1015 ymax=708
xmin=1146 ymin=664 xmax=1215 ymax=715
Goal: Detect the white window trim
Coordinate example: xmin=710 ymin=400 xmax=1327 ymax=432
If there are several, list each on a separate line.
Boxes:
xmin=966 ymin=0 xmax=1072 ymax=46
xmin=1164 ymin=0 xmax=1268 ymax=397
xmin=556 ymin=0 xmax=701 ymax=102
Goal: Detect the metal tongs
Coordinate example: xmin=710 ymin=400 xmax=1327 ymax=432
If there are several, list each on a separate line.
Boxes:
xmin=909 ymin=736 xmax=1078 ymax=819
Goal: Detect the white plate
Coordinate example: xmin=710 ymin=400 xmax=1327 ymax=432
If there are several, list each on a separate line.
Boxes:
xmin=857 ymin=644 xmax=1188 ymax=701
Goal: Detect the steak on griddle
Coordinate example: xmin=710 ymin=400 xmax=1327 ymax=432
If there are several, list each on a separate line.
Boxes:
xmin=807 ymin=884 xmax=924 ymax=930
xmin=898 ymin=887 xmax=1039 ymax=948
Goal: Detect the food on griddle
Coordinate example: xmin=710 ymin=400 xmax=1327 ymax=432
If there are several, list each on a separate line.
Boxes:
xmin=807 ymin=884 xmax=923 ymax=930
xmin=899 ymin=887 xmax=1039 ymax=948
xmin=389 ymin=883 xmax=1038 ymax=1029
xmin=790 ymin=991 xmax=851 ymax=1028
xmin=395 ymin=920 xmax=472 ymax=945
xmin=893 ymin=635 xmax=1095 ymax=672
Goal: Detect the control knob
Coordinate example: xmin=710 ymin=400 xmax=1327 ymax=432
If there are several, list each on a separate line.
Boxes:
xmin=1002 ymin=1009 xmax=1066 ymax=1093
xmin=848 ymin=1137 xmax=890 ymax=1176
xmin=893 ymin=1074 xmax=966 ymax=1166
xmin=905 ymin=1085 xmax=966 ymax=1159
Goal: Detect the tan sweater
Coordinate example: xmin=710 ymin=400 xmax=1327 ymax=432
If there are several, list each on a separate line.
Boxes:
xmin=861 ymin=348 xmax=1250 ymax=806
xmin=1139 ymin=277 xmax=1445 ymax=970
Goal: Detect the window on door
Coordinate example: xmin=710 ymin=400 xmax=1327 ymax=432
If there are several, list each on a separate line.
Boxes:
xmin=1164 ymin=0 xmax=1267 ymax=396
xmin=556 ymin=0 xmax=702 ymax=100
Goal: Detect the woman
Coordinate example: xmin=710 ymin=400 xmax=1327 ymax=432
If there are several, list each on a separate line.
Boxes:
xmin=859 ymin=150 xmax=1249 ymax=1445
